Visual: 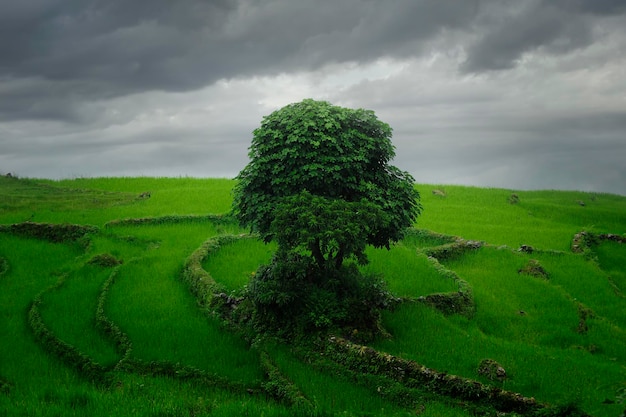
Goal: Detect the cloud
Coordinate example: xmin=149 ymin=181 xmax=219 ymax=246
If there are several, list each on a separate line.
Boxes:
xmin=2 ymin=0 xmax=623 ymax=120
xmin=0 ymin=1 xmax=476 ymax=119
xmin=461 ymin=0 xmax=626 ymax=72
xmin=1 ymin=1 xmax=625 ymax=195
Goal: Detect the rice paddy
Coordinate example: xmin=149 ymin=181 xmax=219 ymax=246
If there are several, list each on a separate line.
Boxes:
xmin=1 ymin=175 xmax=625 ymax=416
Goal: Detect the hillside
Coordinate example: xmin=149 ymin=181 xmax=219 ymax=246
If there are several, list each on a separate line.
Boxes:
xmin=1 ymin=175 xmax=625 ymax=416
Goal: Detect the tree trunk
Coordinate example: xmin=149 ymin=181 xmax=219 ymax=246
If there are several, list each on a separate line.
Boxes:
xmin=310 ymin=239 xmax=326 ymax=269
xmin=334 ymin=246 xmax=345 ymax=270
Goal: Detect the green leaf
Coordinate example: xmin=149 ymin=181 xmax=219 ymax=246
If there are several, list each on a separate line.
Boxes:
xmin=232 ymin=98 xmax=421 ymax=269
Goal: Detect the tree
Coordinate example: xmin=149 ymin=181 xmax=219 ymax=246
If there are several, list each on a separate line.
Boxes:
xmin=233 ymin=99 xmax=421 ymax=272
xmin=231 ymin=99 xmax=421 ymax=335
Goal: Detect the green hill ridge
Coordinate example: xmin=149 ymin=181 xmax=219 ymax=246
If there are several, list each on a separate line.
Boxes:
xmin=1 ymin=175 xmax=625 ymax=416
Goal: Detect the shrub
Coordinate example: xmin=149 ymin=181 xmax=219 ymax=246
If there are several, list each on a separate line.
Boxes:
xmin=0 ymin=256 xmax=7 ymax=277
xmin=87 ymin=253 xmax=123 ymax=268
xmin=0 ymin=222 xmax=98 ymax=243
xmin=0 ymin=376 xmax=11 ymax=395
xmin=421 ymin=239 xmax=483 ymax=261
xmin=245 ymin=251 xmax=398 ymax=340
xmin=518 ymin=259 xmax=549 ymax=279
xmin=477 ymin=359 xmax=507 ymax=382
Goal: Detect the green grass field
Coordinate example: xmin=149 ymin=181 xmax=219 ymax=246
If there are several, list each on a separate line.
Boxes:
xmin=1 ymin=175 xmax=625 ymax=416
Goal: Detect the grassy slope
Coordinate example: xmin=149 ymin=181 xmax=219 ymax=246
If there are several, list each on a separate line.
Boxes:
xmin=0 ymin=175 xmax=625 ymax=416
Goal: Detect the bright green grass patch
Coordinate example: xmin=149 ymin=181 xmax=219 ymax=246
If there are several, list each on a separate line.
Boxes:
xmin=0 ymin=370 xmax=294 ymax=417
xmin=87 ymin=233 xmax=151 ymax=264
xmin=46 ymin=176 xmax=235 ymax=216
xmin=38 ymin=264 xmax=120 ymax=367
xmin=0 ymin=233 xmax=283 ymax=415
xmin=442 ymin=247 xmax=626 ymax=366
xmin=442 ymin=247 xmax=584 ymax=348
xmin=415 ymin=184 xmax=626 ymax=251
xmin=103 ymin=223 xmax=263 ymax=383
xmin=0 ymin=236 xmax=96 ymax=409
xmin=0 ymin=176 xmax=138 ymax=225
xmin=375 ymin=303 xmax=626 ymax=417
xmin=519 ymin=190 xmax=626 ymax=234
xmin=400 ymin=229 xmax=456 ymax=248
xmin=1 ymin=176 xmax=236 ymax=226
xmin=535 ymin=250 xmax=626 ymax=330
xmin=107 ymin=255 xmax=262 ymax=383
xmin=267 ymin=344 xmax=416 ymax=416
xmin=363 ymin=245 xmax=458 ymax=298
xmin=202 ymin=237 xmax=276 ymax=291
xmin=416 ymin=185 xmax=571 ymax=250
xmin=595 ymin=240 xmax=626 ymax=295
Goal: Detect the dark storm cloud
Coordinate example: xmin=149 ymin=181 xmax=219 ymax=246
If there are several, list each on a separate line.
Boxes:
xmin=2 ymin=0 xmax=623 ymax=122
xmin=1 ymin=0 xmax=625 ymax=195
xmin=462 ymin=0 xmax=626 ymax=72
xmin=0 ymin=0 xmax=473 ymax=123
xmin=2 ymin=0 xmax=471 ymax=86
xmin=1 ymin=0 xmax=234 ymax=92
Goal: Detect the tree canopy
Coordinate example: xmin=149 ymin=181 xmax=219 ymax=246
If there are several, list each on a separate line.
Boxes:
xmin=232 ymin=99 xmax=421 ymax=270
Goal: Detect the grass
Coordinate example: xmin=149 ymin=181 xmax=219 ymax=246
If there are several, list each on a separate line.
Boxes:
xmin=0 ymin=235 xmax=98 ymax=415
xmin=416 ymin=184 xmax=626 ymax=251
xmin=374 ymin=303 xmax=625 ymax=417
xmin=363 ymin=245 xmax=459 ymax=298
xmin=595 ymin=240 xmax=626 ymax=296
xmin=102 ymin=223 xmax=264 ymax=384
xmin=203 ymin=237 xmax=277 ymax=291
xmin=38 ymin=264 xmax=121 ymax=367
xmin=0 ymin=176 xmax=234 ymax=226
xmin=1 ymin=174 xmax=625 ymax=416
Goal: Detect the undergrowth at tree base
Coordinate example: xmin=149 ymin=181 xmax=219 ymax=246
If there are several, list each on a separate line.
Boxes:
xmin=226 ymin=250 xmax=399 ymax=344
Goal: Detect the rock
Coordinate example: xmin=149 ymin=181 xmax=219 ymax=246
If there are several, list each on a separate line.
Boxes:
xmin=518 ymin=259 xmax=549 ymax=279
xmin=518 ymin=245 xmax=534 ymax=253
xmin=477 ymin=359 xmax=507 ymax=382
xmin=432 ymin=189 xmax=446 ymax=197
xmin=88 ymin=253 xmax=123 ymax=267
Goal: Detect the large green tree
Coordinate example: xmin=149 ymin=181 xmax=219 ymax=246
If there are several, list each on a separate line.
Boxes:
xmin=233 ymin=99 xmax=421 ymax=271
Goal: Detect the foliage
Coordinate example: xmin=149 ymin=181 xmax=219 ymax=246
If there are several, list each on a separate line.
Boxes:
xmin=87 ymin=253 xmax=122 ymax=268
xmin=232 ymin=99 xmax=420 ymax=335
xmin=246 ymin=250 xmax=397 ymax=339
xmin=105 ymin=213 xmax=234 ymax=228
xmin=0 ymin=222 xmax=98 ymax=243
xmin=232 ymin=99 xmax=421 ymax=269
xmin=271 ymin=190 xmax=390 ymax=269
xmin=180 ymin=235 xmax=234 ymax=309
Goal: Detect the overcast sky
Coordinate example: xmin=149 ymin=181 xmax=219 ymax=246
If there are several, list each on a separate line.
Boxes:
xmin=1 ymin=0 xmax=625 ymax=195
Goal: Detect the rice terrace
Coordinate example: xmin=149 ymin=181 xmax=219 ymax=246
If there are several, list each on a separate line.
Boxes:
xmin=1 ymin=174 xmax=625 ymax=416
